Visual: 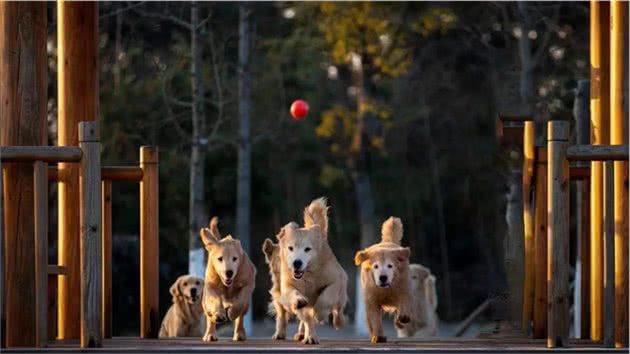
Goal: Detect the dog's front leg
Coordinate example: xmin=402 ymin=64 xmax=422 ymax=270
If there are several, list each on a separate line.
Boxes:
xmin=395 ymin=294 xmax=412 ymax=329
xmin=272 ymin=299 xmax=288 ymax=340
xmin=366 ymin=302 xmax=385 ymax=343
xmin=293 ymin=320 xmax=304 ymax=341
xmin=202 ymin=317 xmax=218 ymax=342
xmin=296 ymin=306 xmax=318 ymax=344
xmin=282 ymin=288 xmax=308 ymax=313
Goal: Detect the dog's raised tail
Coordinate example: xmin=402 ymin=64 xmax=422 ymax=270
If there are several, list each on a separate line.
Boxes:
xmin=304 ymin=197 xmax=329 ymax=236
xmin=381 ymin=217 xmax=403 ymax=244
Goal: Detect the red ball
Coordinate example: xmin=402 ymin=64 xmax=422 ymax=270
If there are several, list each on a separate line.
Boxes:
xmin=290 ymin=100 xmax=309 ymax=120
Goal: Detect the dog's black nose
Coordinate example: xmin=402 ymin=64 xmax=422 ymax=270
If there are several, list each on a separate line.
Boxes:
xmin=379 ymin=275 xmax=388 ymax=283
xmin=190 ymin=288 xmax=197 ymax=297
xmin=293 ymin=259 xmax=303 ymax=270
xmin=226 ymin=270 xmax=234 ymax=279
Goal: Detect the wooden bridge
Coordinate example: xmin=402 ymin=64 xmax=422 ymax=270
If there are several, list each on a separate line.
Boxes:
xmin=1 ymin=1 xmax=628 ymax=352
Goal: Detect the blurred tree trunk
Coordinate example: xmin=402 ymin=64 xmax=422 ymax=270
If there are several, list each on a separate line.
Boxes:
xmin=351 ymin=53 xmax=377 ymax=334
xmin=422 ymin=114 xmax=453 ymax=318
xmin=236 ymin=2 xmax=251 ymax=254
xmin=188 ymin=1 xmax=208 ymax=276
xmin=113 ymin=6 xmax=122 ymax=93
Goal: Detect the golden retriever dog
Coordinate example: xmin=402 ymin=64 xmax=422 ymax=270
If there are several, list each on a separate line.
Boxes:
xmin=276 ymin=197 xmax=348 ymax=344
xmin=354 ymin=217 xmax=412 ymax=343
xmin=158 ymin=275 xmax=205 ymax=338
xmin=262 ymin=238 xmax=305 ymax=341
xmin=396 ymin=264 xmax=439 ymax=337
xmin=199 ymin=217 xmax=256 ymax=342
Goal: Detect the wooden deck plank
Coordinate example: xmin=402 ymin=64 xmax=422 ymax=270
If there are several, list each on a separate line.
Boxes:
xmin=1 ymin=337 xmax=625 ymax=353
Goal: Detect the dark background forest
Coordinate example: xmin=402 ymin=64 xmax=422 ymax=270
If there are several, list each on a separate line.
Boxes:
xmin=41 ymin=1 xmax=592 ymax=335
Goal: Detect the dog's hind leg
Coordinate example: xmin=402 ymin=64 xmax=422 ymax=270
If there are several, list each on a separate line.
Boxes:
xmin=293 ymin=320 xmax=304 ymax=341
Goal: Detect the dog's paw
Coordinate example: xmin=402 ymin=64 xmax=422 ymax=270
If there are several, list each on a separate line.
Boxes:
xmin=302 ymin=335 xmax=319 ymax=345
xmin=293 ymin=332 xmax=305 ymax=341
xmin=233 ymin=332 xmax=246 ymax=341
xmin=395 ymin=314 xmax=411 ymax=328
xmin=271 ymin=332 xmax=286 ymax=340
xmin=202 ymin=333 xmax=218 ymax=342
xmin=371 ymin=335 xmax=387 ymax=343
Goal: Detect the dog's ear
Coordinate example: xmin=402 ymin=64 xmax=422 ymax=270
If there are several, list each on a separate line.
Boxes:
xmin=208 ymin=217 xmax=222 ymax=240
xmin=170 ymin=276 xmax=182 ymax=299
xmin=354 ymin=250 xmax=369 ymax=266
xmin=277 ymin=222 xmax=298 ymax=241
xmin=394 ymin=247 xmax=411 ymax=263
xmin=199 ymin=228 xmax=218 ymax=249
xmin=262 ymin=238 xmax=276 ymax=261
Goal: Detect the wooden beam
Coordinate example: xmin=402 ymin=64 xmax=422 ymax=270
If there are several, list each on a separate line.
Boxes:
xmin=533 ymin=146 xmax=548 ymax=339
xmin=522 ymin=121 xmax=535 ymax=332
xmin=0 ymin=147 xmax=82 ymax=163
xmin=547 ymin=121 xmax=570 ymax=348
xmin=567 ymin=145 xmax=628 ymax=161
xmin=610 ymin=0 xmax=628 ymax=348
xmin=57 ymin=1 xmax=99 ymax=340
xmin=140 ymin=146 xmax=159 ymax=339
xmin=603 ymin=162 xmax=614 ymax=347
xmin=48 ymin=166 xmax=144 ymax=182
xmin=590 ymin=0 xmax=610 ymax=341
xmin=0 ymin=2 xmax=48 ymax=347
xmin=102 ymin=181 xmax=112 ymax=339
xmin=78 ymin=122 xmax=102 ymax=348
xmin=34 ymin=161 xmax=48 ymax=348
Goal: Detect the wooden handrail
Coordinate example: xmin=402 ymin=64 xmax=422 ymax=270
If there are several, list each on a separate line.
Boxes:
xmin=567 ymin=145 xmax=629 ymax=161
xmin=48 ymin=166 xmax=143 ymax=182
xmin=0 ymin=146 xmax=82 ymax=162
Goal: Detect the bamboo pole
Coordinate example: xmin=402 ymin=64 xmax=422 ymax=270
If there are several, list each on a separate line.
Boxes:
xmin=102 ymin=181 xmax=112 ymax=339
xmin=34 ymin=161 xmax=48 ymax=348
xmin=547 ymin=120 xmax=570 ymax=348
xmin=610 ymin=0 xmax=628 ymax=347
xmin=57 ymin=1 xmax=99 ymax=340
xmin=533 ymin=146 xmax=547 ymax=339
xmin=589 ymin=0 xmax=610 ymax=341
xmin=0 ymin=2 xmax=48 ymax=347
xmin=78 ymin=122 xmax=102 ymax=348
xmin=140 ymin=146 xmax=159 ymax=338
xmin=522 ymin=121 xmax=535 ymax=332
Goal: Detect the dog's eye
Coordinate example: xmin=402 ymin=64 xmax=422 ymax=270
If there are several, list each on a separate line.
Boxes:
xmin=183 ymin=282 xmax=188 ymax=286
xmin=374 ymin=264 xmax=379 ymax=269
xmin=195 ymin=281 xmax=200 ymax=285
xmin=232 ymin=257 xmax=238 ymax=262
xmin=304 ymin=247 xmax=311 ymax=253
xmin=217 ymin=256 xmax=223 ymax=262
xmin=288 ymin=246 xmax=294 ymax=251
xmin=387 ymin=264 xmax=393 ymax=269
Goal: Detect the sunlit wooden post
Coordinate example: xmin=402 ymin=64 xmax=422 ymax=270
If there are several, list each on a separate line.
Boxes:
xmin=57 ymin=1 xmax=99 ymax=340
xmin=589 ymin=0 xmax=610 ymax=341
xmin=610 ymin=0 xmax=628 ymax=348
xmin=603 ymin=161 xmax=614 ymax=347
xmin=547 ymin=120 xmax=570 ymax=348
xmin=79 ymin=122 xmax=102 ymax=348
xmin=522 ymin=121 xmax=535 ymax=332
xmin=533 ymin=146 xmax=547 ymax=339
xmin=34 ymin=161 xmax=48 ymax=347
xmin=102 ymin=181 xmax=112 ymax=339
xmin=0 ymin=2 xmax=47 ymax=347
xmin=140 ymin=146 xmax=159 ymax=338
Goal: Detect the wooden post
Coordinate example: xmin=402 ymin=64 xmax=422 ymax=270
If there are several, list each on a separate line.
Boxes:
xmin=610 ymin=0 xmax=628 ymax=347
xmin=533 ymin=146 xmax=548 ymax=339
xmin=603 ymin=161 xmax=615 ymax=347
xmin=547 ymin=120 xmax=570 ymax=348
xmin=573 ymin=79 xmax=591 ymax=339
xmin=102 ymin=181 xmax=112 ymax=339
xmin=140 ymin=146 xmax=159 ymax=339
xmin=57 ymin=1 xmax=99 ymax=340
xmin=522 ymin=121 xmax=535 ymax=332
xmin=589 ymin=0 xmax=610 ymax=341
xmin=34 ymin=161 xmax=48 ymax=348
xmin=79 ymin=122 xmax=102 ymax=348
xmin=0 ymin=2 xmax=48 ymax=347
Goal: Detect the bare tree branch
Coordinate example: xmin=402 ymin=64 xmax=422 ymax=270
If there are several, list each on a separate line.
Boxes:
xmin=100 ymin=1 xmax=147 ymax=20
xmin=132 ymin=6 xmax=192 ymax=30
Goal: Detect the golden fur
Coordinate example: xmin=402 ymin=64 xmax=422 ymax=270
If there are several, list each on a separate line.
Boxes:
xmin=354 ymin=217 xmax=412 ymax=343
xmin=199 ymin=217 xmax=256 ymax=342
xmin=158 ymin=275 xmax=205 ymax=338
xmin=276 ymin=198 xmax=348 ymax=344
xmin=396 ymin=264 xmax=439 ymax=337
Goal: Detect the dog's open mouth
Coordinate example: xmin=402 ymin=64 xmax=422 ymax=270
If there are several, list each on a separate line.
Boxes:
xmin=293 ymin=270 xmax=305 ymax=280
xmin=223 ymin=278 xmax=234 ymax=287
xmin=378 ymin=282 xmax=391 ymax=288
